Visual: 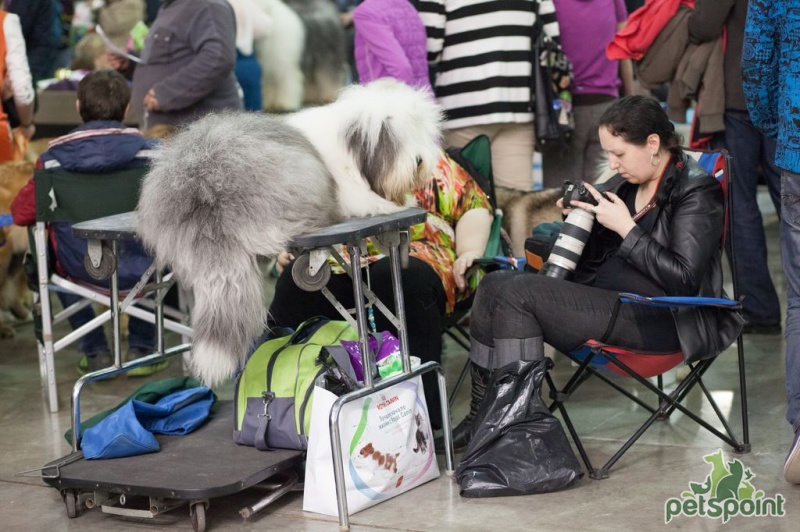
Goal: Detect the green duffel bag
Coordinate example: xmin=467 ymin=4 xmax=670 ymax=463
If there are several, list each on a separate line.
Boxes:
xmin=233 ymin=316 xmax=358 ymax=450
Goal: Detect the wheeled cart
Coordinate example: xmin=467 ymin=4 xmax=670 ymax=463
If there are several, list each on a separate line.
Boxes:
xmin=37 ymin=207 xmax=454 ymax=531
xmin=41 ymin=402 xmax=303 ymax=531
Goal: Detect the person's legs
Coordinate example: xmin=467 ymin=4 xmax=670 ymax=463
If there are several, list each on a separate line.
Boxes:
xmin=56 ymin=291 xmax=108 ymax=356
xmin=368 ymin=257 xmax=446 ymax=429
xmin=235 ymin=51 xmax=264 ymax=112
xmin=724 ymin=110 xmax=782 ymax=330
xmin=267 ymin=265 xmax=355 ymax=328
xmin=469 ymin=271 xmax=679 ymax=370
xmin=780 ymin=170 xmax=800 ymax=482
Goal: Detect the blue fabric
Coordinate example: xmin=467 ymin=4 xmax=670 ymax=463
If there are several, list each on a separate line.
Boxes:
xmin=81 ymin=387 xmax=215 ymax=459
xmin=741 ymin=0 xmax=800 ymax=174
xmin=0 ymin=214 xmax=13 ymax=227
xmin=40 ymin=121 xmax=157 ymax=173
xmin=781 ymin=170 xmax=800 ymax=431
xmin=235 ymin=51 xmax=263 ymax=112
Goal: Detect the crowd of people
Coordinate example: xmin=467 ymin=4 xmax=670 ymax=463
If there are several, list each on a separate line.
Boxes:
xmin=4 ymin=0 xmax=798 ymax=485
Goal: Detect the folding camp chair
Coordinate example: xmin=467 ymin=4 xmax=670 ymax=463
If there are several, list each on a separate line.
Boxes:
xmin=32 ymin=166 xmax=192 ymax=413
xmin=546 ymin=147 xmax=750 ymax=479
xmin=442 ymin=135 xmax=518 ymax=405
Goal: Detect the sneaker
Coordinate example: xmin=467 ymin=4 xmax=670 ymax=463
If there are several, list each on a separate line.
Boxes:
xmin=125 ymin=347 xmax=169 ymax=377
xmin=77 ymin=351 xmax=115 ymax=377
xmin=785 ymin=427 xmax=800 ymax=484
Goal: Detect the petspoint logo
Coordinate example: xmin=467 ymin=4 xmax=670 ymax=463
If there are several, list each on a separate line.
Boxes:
xmin=664 ymin=449 xmax=786 ymax=524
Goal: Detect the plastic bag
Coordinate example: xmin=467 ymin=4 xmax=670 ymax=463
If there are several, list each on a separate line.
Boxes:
xmin=340 ymin=331 xmax=401 ymax=381
xmin=456 ymin=359 xmax=582 ymax=497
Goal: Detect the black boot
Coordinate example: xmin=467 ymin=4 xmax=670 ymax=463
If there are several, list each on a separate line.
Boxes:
xmin=438 ymin=362 xmax=491 ymax=452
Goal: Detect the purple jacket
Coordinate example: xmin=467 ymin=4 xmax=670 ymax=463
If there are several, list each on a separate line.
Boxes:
xmin=352 ymin=0 xmax=432 ymax=93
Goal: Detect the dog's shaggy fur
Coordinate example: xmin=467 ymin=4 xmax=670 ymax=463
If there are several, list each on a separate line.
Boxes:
xmin=252 ymin=0 xmax=306 ymax=111
xmin=137 ymin=80 xmax=444 ymax=386
xmin=0 ymin=161 xmax=34 ymax=338
xmin=497 ymin=187 xmax=564 ymax=257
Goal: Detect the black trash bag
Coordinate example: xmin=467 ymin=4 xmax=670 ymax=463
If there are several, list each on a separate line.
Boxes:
xmin=455 ymin=358 xmax=583 ymax=497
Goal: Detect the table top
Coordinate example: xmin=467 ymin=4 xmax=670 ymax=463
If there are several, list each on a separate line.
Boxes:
xmin=72 ymin=208 xmax=427 ymax=245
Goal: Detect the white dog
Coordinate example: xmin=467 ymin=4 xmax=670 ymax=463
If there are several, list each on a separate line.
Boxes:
xmin=137 ymin=80 xmax=444 ymax=386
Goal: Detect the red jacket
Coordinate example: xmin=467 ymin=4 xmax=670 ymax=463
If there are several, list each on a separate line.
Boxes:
xmin=606 ymin=0 xmax=693 ymax=60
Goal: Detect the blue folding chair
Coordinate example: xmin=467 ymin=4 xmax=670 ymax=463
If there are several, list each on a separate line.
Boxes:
xmin=546 ymin=147 xmax=750 ymax=479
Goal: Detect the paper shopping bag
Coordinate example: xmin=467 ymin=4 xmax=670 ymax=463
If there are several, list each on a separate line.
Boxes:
xmin=303 ymin=376 xmax=440 ymax=516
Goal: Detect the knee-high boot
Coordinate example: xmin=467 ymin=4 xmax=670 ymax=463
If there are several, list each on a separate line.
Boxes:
xmin=449 ymin=362 xmax=491 ymax=451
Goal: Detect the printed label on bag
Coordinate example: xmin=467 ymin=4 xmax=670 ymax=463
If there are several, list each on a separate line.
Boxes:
xmin=344 ymin=380 xmax=436 ymax=499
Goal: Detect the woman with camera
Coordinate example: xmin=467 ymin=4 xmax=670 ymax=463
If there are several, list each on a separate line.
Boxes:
xmin=450 ymin=95 xmax=742 ymax=450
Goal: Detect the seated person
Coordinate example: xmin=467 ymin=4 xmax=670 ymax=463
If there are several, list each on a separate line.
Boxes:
xmin=452 ymin=95 xmax=741 ymax=449
xmin=11 ymin=69 xmax=167 ymax=377
xmin=268 ymin=151 xmax=494 ymax=429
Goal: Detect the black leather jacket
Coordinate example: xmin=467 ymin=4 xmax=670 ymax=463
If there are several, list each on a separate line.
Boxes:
xmin=579 ymin=151 xmax=742 ymax=362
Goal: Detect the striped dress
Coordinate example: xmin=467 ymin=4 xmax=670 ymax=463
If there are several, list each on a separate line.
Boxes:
xmin=417 ymin=0 xmax=561 ymax=129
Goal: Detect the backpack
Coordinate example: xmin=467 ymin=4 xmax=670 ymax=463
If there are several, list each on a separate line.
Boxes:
xmin=233 ymin=317 xmax=358 ymax=450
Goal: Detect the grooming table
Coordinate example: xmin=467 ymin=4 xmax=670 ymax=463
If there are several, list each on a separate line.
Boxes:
xmin=40 ymin=208 xmax=454 ymax=531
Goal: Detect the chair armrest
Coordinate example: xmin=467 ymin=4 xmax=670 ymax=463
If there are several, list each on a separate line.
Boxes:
xmin=618 ymin=292 xmax=742 ymax=310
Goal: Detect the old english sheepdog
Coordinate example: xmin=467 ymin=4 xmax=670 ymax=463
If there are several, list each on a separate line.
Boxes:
xmin=137 ymin=79 xmax=444 ymax=386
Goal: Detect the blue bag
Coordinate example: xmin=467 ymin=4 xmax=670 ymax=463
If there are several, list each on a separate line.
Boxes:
xmin=82 ymin=387 xmax=215 ymax=459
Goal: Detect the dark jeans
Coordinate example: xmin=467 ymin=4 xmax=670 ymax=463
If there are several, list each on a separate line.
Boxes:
xmin=235 ymin=51 xmax=263 ymax=112
xmin=715 ymin=110 xmax=782 ymax=325
xmin=469 ymin=271 xmax=680 ymax=370
xmin=268 ymin=257 xmax=446 ymax=428
xmin=56 ymin=292 xmax=155 ymax=356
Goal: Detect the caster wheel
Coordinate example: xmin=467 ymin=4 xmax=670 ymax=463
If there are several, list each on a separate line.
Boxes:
xmin=63 ymin=490 xmax=78 ymax=518
xmin=84 ymin=245 xmax=116 ymax=280
xmin=190 ymin=502 xmax=207 ymax=532
xmin=291 ymin=253 xmax=331 ymax=292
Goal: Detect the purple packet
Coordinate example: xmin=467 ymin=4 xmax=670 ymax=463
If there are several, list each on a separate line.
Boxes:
xmin=340 ymin=331 xmax=401 ymax=382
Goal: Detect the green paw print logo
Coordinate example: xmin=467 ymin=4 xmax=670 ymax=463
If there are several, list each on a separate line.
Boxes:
xmin=665 ymin=449 xmax=785 ymax=523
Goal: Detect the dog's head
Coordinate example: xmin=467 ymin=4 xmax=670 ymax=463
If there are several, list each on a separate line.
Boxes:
xmin=337 ymin=79 xmax=444 ymax=205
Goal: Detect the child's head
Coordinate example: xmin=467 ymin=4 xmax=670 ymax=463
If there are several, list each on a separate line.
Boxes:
xmin=76 ymin=69 xmax=131 ymax=123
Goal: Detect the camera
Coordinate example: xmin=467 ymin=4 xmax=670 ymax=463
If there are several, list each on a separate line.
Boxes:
xmin=539 ymin=180 xmax=608 ymax=279
xmin=561 ymin=180 xmax=598 ymax=209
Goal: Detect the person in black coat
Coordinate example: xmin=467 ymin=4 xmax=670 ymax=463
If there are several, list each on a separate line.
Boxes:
xmin=449 ymin=96 xmax=742 ymax=450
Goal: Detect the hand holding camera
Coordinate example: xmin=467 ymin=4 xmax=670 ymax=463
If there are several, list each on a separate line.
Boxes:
xmin=541 ymin=180 xmax=634 ymax=280
xmin=567 ymin=182 xmax=636 ymax=239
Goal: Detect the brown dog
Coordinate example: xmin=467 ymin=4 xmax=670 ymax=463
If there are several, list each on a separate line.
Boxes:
xmin=496 ymin=187 xmax=563 ymax=257
xmin=0 ymin=160 xmax=34 ymax=337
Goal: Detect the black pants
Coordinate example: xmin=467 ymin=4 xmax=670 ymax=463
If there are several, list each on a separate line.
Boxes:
xmin=469 ymin=270 xmax=680 ymax=370
xmin=268 ymin=257 xmax=446 ymax=428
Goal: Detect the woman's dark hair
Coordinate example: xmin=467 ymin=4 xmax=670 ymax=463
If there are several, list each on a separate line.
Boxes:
xmin=77 ymin=69 xmax=131 ymax=122
xmin=598 ymin=95 xmax=683 ymax=159
xmin=599 ymin=95 xmax=684 ymax=202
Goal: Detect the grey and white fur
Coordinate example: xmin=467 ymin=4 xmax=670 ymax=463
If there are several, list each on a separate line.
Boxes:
xmin=137 ymin=80 xmax=444 ymax=387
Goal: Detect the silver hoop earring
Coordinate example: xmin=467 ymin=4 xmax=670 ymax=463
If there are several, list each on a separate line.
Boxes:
xmin=650 ymin=152 xmax=661 ymax=167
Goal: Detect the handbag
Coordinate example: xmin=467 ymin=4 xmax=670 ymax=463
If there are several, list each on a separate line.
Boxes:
xmin=532 ymin=0 xmax=574 ymax=151
xmin=456 ymin=358 xmax=582 ymax=497
xmin=303 ymin=371 xmax=439 ymax=516
xmin=232 ymin=317 xmax=358 ymax=451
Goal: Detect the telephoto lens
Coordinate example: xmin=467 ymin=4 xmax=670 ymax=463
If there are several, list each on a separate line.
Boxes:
xmin=539 ymin=207 xmax=595 ymax=279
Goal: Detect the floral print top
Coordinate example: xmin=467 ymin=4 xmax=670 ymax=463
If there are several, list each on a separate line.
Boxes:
xmin=332 ymin=151 xmax=492 ymax=314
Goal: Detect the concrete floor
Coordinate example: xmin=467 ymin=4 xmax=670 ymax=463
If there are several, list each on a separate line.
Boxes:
xmin=0 ymin=208 xmax=797 ymax=531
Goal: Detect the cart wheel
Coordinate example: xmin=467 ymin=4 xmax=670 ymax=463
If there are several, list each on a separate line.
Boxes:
xmin=84 ymin=245 xmax=117 ymax=280
xmin=291 ymin=253 xmax=331 ymax=292
xmin=63 ymin=490 xmax=78 ymax=518
xmin=190 ymin=502 xmax=206 ymax=532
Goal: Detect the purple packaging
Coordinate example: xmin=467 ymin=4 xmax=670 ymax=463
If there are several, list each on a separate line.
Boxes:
xmin=340 ymin=331 xmax=401 ymax=382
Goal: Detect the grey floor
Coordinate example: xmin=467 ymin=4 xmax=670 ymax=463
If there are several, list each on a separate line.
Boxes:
xmin=1 ymin=198 xmax=797 ymax=531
